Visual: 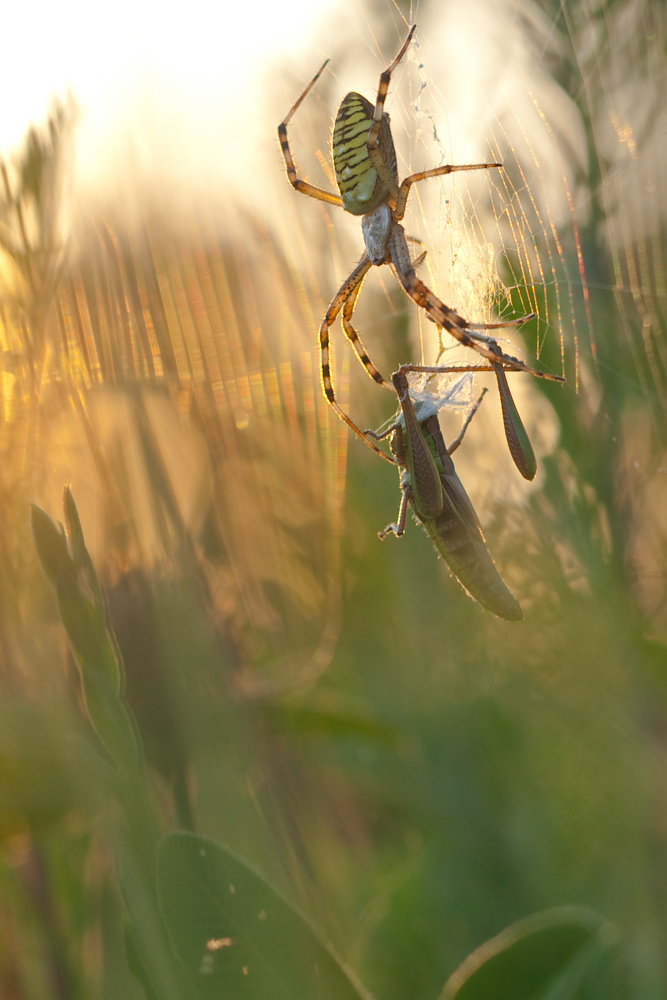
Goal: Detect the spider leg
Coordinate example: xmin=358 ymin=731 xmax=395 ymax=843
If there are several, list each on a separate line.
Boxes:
xmin=388 ymin=222 xmax=563 ymax=381
xmin=366 ymin=24 xmax=417 ymax=201
xmin=394 ymin=162 xmax=502 ymax=222
xmin=278 ymin=61 xmax=344 ymax=207
xmin=320 ymin=256 xmax=395 ymax=463
xmin=341 ymin=266 xmax=394 ymax=392
xmin=467 ymin=314 xmax=537 ymax=330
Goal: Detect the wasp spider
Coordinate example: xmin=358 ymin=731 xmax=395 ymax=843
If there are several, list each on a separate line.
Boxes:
xmin=279 ymin=24 xmax=561 ymax=462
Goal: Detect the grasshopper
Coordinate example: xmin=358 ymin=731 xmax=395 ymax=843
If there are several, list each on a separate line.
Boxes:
xmin=374 ymin=367 xmax=523 ymax=621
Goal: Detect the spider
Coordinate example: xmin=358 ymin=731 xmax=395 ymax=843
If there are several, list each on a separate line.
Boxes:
xmin=278 ymin=23 xmax=563 ymax=464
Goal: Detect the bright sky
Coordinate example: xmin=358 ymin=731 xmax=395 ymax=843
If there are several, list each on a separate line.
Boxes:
xmin=2 ymin=0 xmax=582 ymax=219
xmin=1 ymin=0 xmax=343 ymax=190
xmin=0 ymin=0 xmax=590 ymax=277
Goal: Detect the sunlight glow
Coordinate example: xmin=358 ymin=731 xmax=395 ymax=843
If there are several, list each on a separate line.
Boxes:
xmin=1 ymin=0 xmax=337 ymax=179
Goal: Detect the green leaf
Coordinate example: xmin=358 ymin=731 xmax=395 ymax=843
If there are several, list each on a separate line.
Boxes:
xmin=439 ymin=906 xmax=614 ymax=1000
xmin=74 ymin=646 xmax=141 ymax=776
xmin=156 ymin=832 xmax=372 ymax=1000
xmin=31 ymin=503 xmax=75 ymax=589
xmin=118 ymin=839 xmax=191 ymax=1000
xmin=33 ymin=496 xmax=139 ymax=773
xmin=63 ymin=484 xmax=104 ymax=606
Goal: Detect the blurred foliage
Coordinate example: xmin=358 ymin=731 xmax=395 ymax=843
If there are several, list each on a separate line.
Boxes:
xmin=1 ymin=2 xmax=667 ymax=998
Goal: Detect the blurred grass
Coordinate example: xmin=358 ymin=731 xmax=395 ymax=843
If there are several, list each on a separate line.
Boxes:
xmin=1 ymin=5 xmax=667 ymax=995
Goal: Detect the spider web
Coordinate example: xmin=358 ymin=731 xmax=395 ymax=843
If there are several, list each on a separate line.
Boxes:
xmin=271 ymin=0 xmax=667 ymax=627
xmin=379 ymin=0 xmax=667 ymax=626
xmin=294 ymin=5 xmax=579 ymax=507
xmin=385 ymin=4 xmax=586 ymax=380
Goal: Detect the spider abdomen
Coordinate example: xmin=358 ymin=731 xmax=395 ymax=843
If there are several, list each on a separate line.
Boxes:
xmin=361 ymin=203 xmax=392 ymax=264
xmin=332 ymin=92 xmax=397 ymax=216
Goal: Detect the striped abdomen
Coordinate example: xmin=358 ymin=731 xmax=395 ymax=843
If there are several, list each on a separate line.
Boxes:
xmin=332 ymin=92 xmax=397 ymax=216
